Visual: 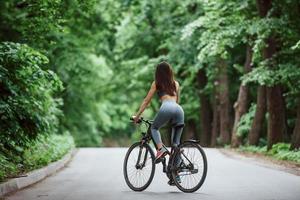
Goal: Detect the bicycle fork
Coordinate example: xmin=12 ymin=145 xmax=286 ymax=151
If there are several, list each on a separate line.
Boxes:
xmin=135 ymin=145 xmax=148 ymax=169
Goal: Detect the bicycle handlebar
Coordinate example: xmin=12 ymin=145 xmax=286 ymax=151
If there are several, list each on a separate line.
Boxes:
xmin=130 ymin=116 xmax=152 ymax=125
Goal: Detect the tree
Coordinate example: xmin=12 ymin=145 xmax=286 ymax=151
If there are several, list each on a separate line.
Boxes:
xmin=256 ymin=0 xmax=286 ymax=150
xmin=197 ymin=69 xmax=212 ymax=146
xmin=0 ymin=42 xmax=63 ymax=153
xmin=291 ymin=101 xmax=300 ymax=150
xmin=218 ymin=59 xmax=231 ymax=144
xmin=231 ymin=46 xmax=252 ymax=147
xmin=248 ymin=86 xmax=266 ymax=145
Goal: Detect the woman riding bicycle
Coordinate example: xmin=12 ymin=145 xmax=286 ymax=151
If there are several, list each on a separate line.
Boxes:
xmin=132 ymin=61 xmax=184 ymax=162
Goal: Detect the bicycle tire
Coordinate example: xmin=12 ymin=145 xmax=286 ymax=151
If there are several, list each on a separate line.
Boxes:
xmin=123 ymin=142 xmax=155 ymax=191
xmin=171 ymin=141 xmax=208 ymax=193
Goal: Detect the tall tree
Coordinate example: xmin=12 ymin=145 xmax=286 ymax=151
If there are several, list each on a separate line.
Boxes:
xmin=197 ymin=69 xmax=212 ymax=146
xmin=256 ymin=0 xmax=286 ymax=150
xmin=231 ymin=46 xmax=252 ymax=147
xmin=211 ymin=85 xmax=220 ymax=147
xmin=218 ymin=59 xmax=231 ymax=144
xmin=248 ymin=86 xmax=267 ymax=145
xmin=291 ymin=100 xmax=300 ymax=150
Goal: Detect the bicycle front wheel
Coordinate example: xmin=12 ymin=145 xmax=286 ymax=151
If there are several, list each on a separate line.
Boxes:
xmin=171 ymin=141 xmax=208 ymax=193
xmin=123 ymin=142 xmax=155 ymax=191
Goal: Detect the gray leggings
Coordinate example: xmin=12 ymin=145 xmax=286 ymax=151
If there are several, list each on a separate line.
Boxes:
xmin=151 ymin=99 xmax=184 ymax=147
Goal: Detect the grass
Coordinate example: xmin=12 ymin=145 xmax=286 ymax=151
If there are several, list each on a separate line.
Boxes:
xmin=0 ymin=133 xmax=75 ymax=182
xmin=238 ymin=143 xmax=300 ymax=164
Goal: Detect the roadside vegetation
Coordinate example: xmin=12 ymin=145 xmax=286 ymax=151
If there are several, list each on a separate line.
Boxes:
xmin=0 ymin=133 xmax=74 ymax=182
xmin=238 ymin=143 xmax=300 ymax=164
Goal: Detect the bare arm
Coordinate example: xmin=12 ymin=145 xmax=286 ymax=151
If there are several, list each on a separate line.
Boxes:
xmin=135 ymin=81 xmax=156 ymax=118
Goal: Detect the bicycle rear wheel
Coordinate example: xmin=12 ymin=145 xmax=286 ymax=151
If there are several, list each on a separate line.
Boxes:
xmin=123 ymin=142 xmax=155 ymax=191
xmin=171 ymin=141 xmax=207 ymax=193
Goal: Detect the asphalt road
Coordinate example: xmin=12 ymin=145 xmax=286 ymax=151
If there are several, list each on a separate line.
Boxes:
xmin=5 ymin=148 xmax=300 ymax=200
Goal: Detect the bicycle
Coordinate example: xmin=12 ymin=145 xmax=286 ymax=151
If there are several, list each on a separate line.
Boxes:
xmin=123 ymin=117 xmax=208 ymax=193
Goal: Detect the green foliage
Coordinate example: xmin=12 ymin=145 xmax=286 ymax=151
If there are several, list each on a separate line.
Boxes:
xmin=0 ymin=0 xmax=60 ymax=41
xmin=0 ymin=42 xmax=63 ymax=152
xmin=242 ymin=64 xmax=300 ymax=91
xmin=1 ymin=0 xmax=300 ymax=149
xmin=241 ymin=66 xmax=275 ymax=86
xmin=45 ymin=1 xmax=124 ymax=146
xmin=268 ymin=143 xmax=291 ymax=155
xmin=269 ymin=144 xmax=300 ymax=162
xmin=0 ymin=133 xmax=74 ymax=182
xmin=23 ymin=132 xmax=75 ymax=170
xmin=239 ymin=145 xmax=267 ymax=153
xmin=239 ymin=143 xmax=300 ymax=163
xmin=182 ymin=0 xmax=256 ymax=61
xmin=0 ymin=153 xmax=18 ymax=181
xmin=0 ymin=0 xmax=95 ymax=44
xmin=237 ymin=103 xmax=256 ymax=138
xmin=50 ymin=49 xmax=113 ymax=146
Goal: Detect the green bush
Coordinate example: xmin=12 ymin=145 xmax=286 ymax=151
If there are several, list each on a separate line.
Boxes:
xmin=0 ymin=42 xmax=63 ymax=153
xmin=267 ymin=143 xmax=300 ymax=163
xmin=0 ymin=133 xmax=74 ymax=182
xmin=239 ymin=143 xmax=300 ymax=164
xmin=239 ymin=145 xmax=267 ymax=154
xmin=0 ymin=153 xmax=18 ymax=181
xmin=237 ymin=103 xmax=256 ymax=138
xmin=23 ymin=132 xmax=75 ymax=170
xmin=268 ymin=143 xmax=291 ymax=155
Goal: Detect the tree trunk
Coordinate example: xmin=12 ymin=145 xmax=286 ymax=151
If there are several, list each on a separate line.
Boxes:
xmin=218 ymin=59 xmax=231 ymax=145
xmin=197 ymin=69 xmax=213 ymax=147
xmin=264 ymin=37 xmax=286 ymax=150
xmin=231 ymin=46 xmax=252 ymax=147
xmin=256 ymin=0 xmax=286 ymax=150
xmin=291 ymin=99 xmax=300 ymax=150
xmin=266 ymin=85 xmax=286 ymax=150
xmin=256 ymin=0 xmax=272 ymax=17
xmin=211 ymin=86 xmax=220 ymax=147
xmin=248 ymin=86 xmax=267 ymax=145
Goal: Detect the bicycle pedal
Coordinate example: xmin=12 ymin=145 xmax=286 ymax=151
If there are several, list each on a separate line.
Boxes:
xmin=167 ymin=180 xmax=175 ymax=186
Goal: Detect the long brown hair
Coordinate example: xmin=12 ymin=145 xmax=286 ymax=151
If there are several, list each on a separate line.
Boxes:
xmin=155 ymin=61 xmax=176 ymax=96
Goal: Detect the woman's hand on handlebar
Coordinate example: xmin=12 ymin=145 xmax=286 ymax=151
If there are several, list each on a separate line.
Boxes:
xmin=131 ymin=115 xmax=141 ymax=124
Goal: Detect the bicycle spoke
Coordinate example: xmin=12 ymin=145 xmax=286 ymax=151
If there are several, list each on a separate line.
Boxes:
xmin=173 ymin=144 xmax=207 ymax=191
xmin=125 ymin=144 xmax=155 ymax=190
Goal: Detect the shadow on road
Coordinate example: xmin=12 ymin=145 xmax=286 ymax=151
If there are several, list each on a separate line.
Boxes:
xmin=121 ymin=190 xmax=210 ymax=196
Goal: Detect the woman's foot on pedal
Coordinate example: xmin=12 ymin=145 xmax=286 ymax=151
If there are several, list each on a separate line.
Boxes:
xmin=175 ymin=175 xmax=181 ymax=183
xmin=155 ymin=146 xmax=168 ymax=163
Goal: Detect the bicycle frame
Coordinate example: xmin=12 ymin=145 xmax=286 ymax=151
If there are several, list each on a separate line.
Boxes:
xmin=132 ymin=117 xmax=197 ymax=179
xmin=126 ymin=117 xmax=207 ymax=192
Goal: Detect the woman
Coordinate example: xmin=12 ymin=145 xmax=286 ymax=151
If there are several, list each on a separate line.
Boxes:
xmin=132 ymin=61 xmax=185 ymax=162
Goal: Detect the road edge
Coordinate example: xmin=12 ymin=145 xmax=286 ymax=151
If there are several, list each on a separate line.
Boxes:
xmin=0 ymin=148 xmax=77 ymax=197
xmin=219 ymin=148 xmax=300 ymax=176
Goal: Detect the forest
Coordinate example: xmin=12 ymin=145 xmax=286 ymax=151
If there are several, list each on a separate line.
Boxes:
xmin=1 ymin=0 xmax=300 ymax=180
